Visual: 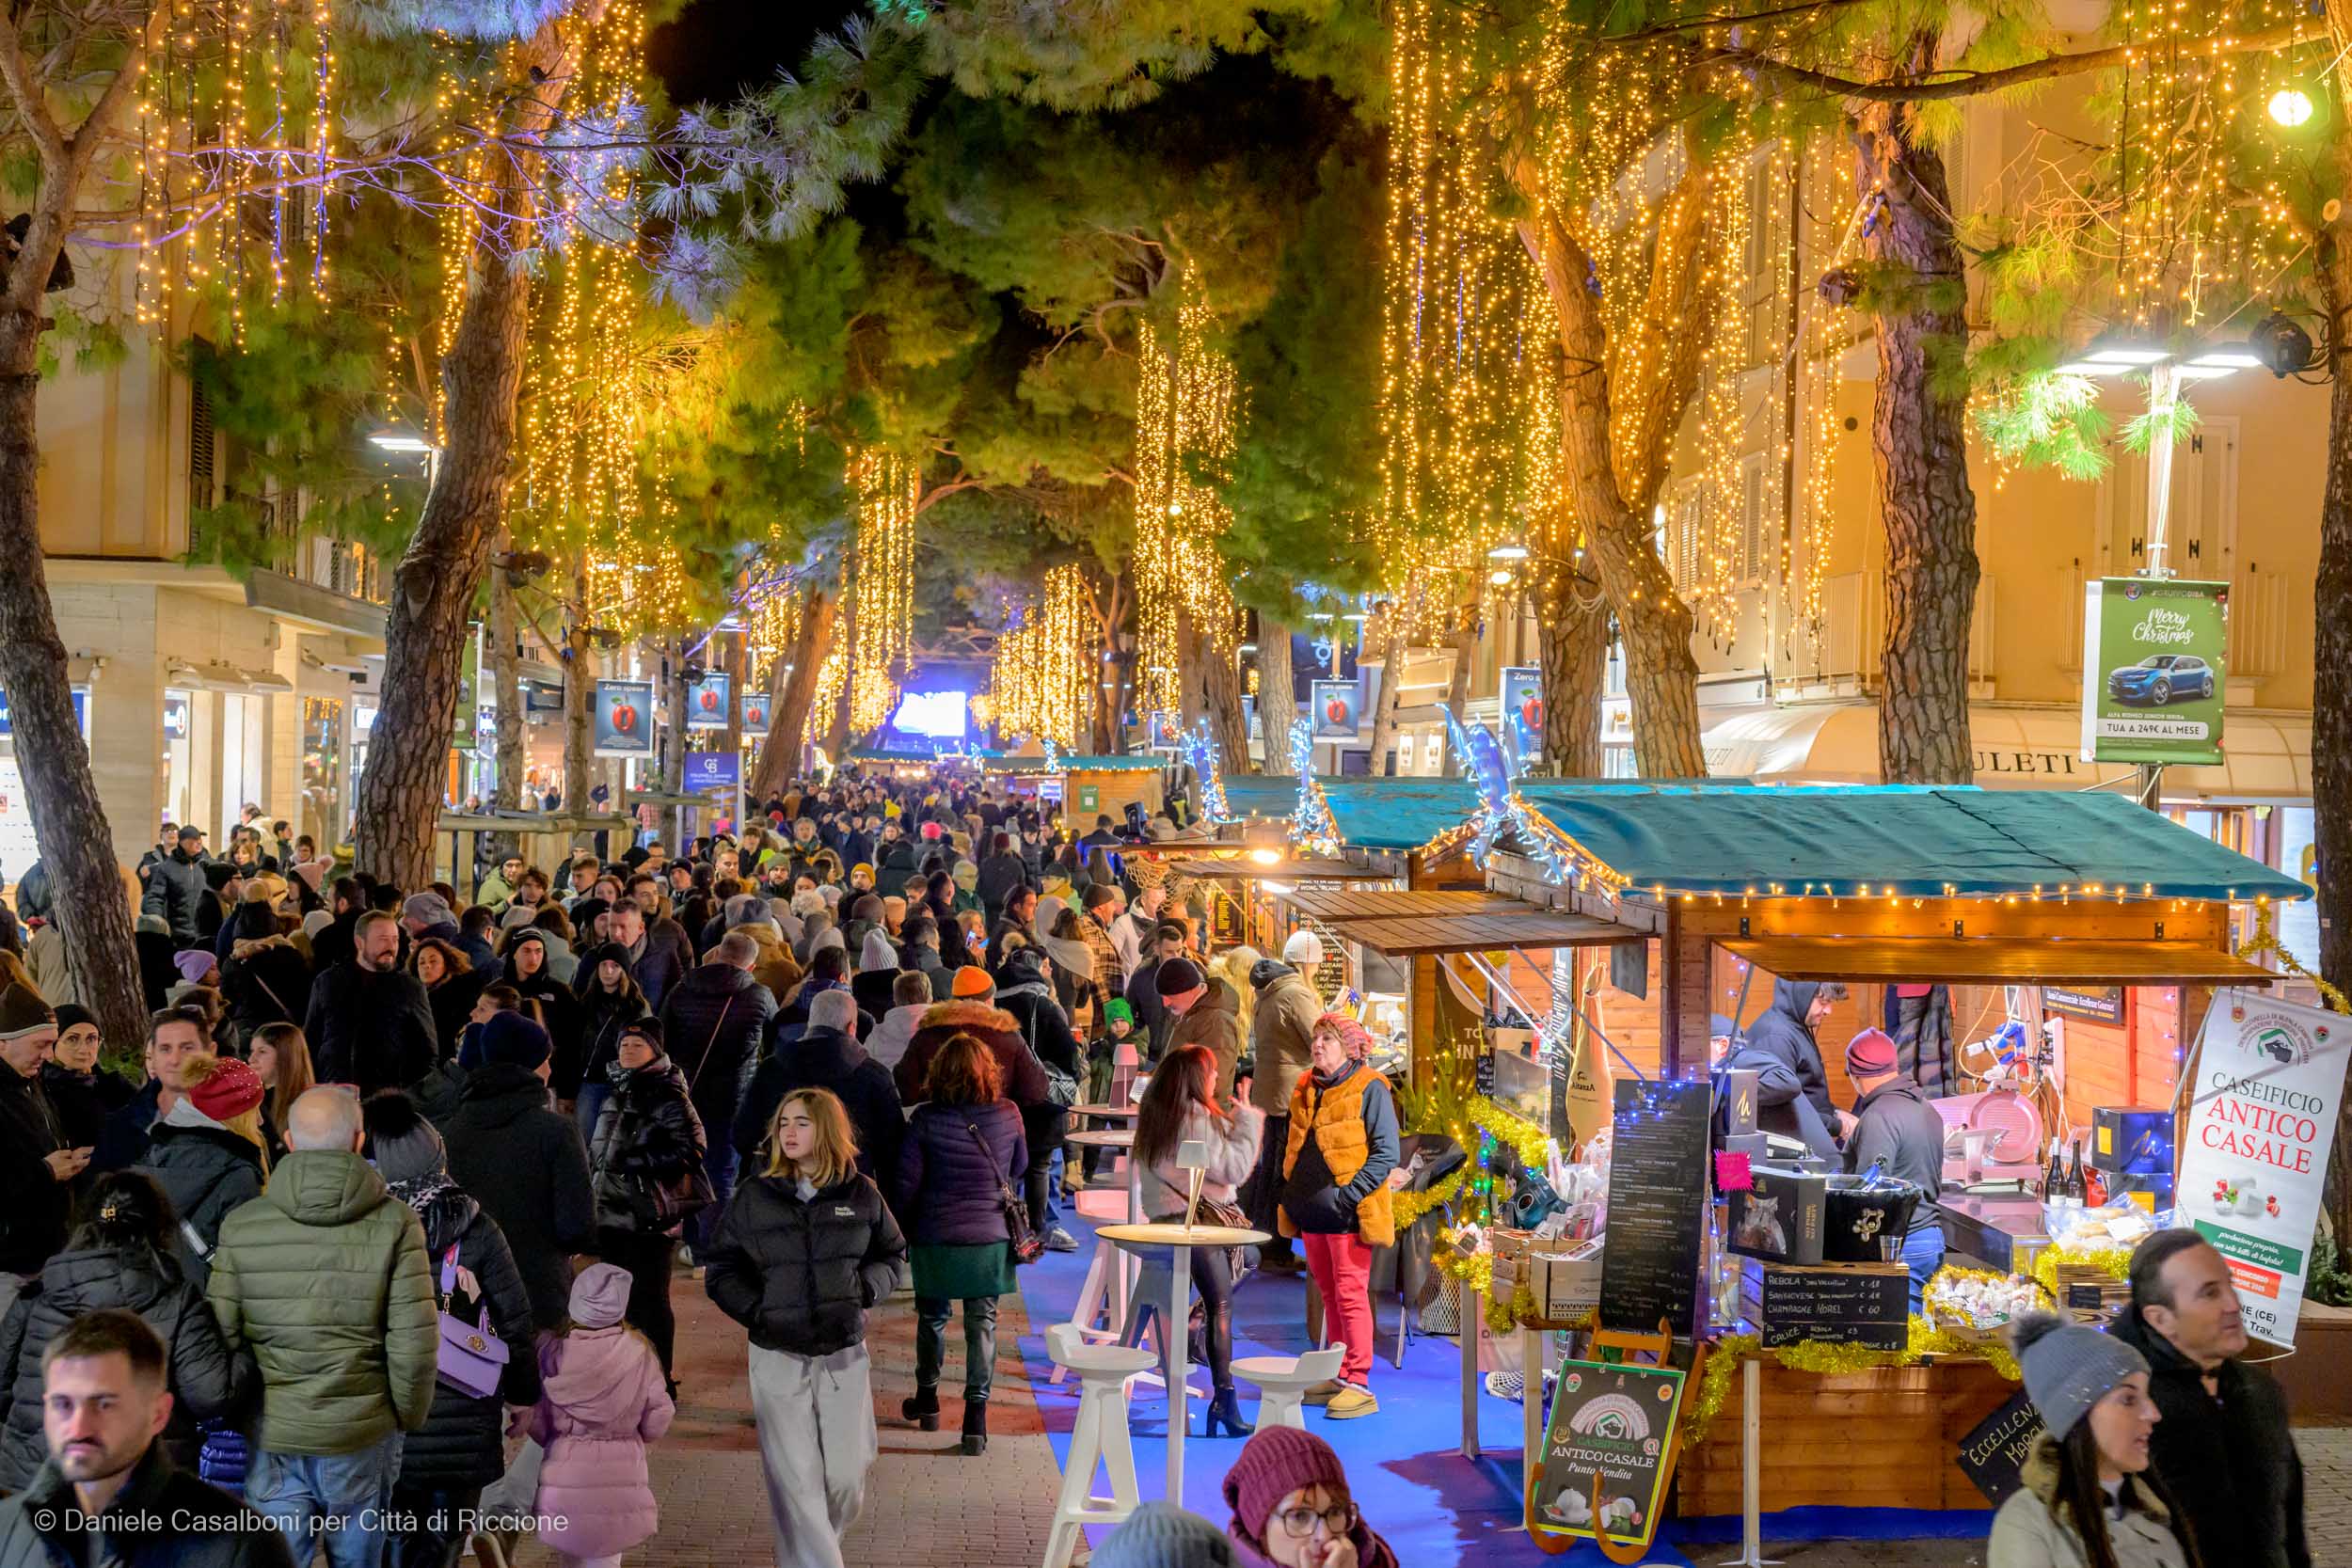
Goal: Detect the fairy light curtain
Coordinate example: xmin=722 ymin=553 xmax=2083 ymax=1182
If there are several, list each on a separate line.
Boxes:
xmin=1133 ymin=290 xmax=1242 ymax=718
xmin=849 ymin=446 xmax=917 ymax=734
xmin=989 ymin=564 xmax=1089 ymax=748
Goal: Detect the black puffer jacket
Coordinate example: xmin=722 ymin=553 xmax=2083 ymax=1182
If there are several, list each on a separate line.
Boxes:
xmin=733 ymin=1026 xmax=902 ymax=1182
xmin=704 ymin=1172 xmax=906 ymax=1357
xmin=305 ymin=961 xmax=438 ymax=1095
xmin=0 ymin=1069 xmax=68 ymax=1276
xmin=388 ymin=1180 xmax=543 ymax=1489
xmin=220 ymin=934 xmax=312 ymax=1046
xmin=141 ymin=847 xmax=212 ymax=944
xmin=588 ymin=1055 xmax=708 ymax=1235
xmin=0 ymin=1245 xmax=252 ymax=1488
xmin=137 ymin=1114 xmax=268 ymax=1289
xmin=2111 ymin=1304 xmax=2310 ymax=1568
xmin=38 ymin=1061 xmax=135 ymax=1155
xmin=0 ymin=1444 xmax=294 ymax=1568
xmin=577 ymin=983 xmax=652 ymax=1095
xmin=443 ymin=1064 xmax=596 ymax=1329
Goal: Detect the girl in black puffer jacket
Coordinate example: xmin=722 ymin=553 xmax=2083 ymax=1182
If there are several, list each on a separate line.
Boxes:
xmin=0 ymin=1171 xmax=252 ymax=1489
xmin=587 ymin=1018 xmax=707 ymax=1382
xmin=362 ymin=1091 xmax=541 ymax=1568
xmin=706 ymin=1086 xmax=906 ymax=1568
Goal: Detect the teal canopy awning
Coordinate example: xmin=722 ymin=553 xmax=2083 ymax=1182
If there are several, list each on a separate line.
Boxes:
xmin=1509 ymin=784 xmax=2309 ymax=902
xmin=1221 ymin=774 xmax=1342 ymax=823
xmin=1318 ymin=778 xmax=1479 ymax=850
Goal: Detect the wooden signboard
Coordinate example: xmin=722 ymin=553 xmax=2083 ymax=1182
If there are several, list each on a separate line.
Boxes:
xmin=1530 ymin=1358 xmax=1687 ymax=1553
xmin=1598 ymin=1078 xmax=1711 ymax=1337
xmin=1956 ymin=1389 xmax=2045 ymax=1507
xmin=2043 ymin=985 xmax=2124 ymax=1025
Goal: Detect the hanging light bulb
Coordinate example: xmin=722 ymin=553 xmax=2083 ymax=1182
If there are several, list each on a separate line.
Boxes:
xmin=2269 ymin=87 xmax=2314 ymax=127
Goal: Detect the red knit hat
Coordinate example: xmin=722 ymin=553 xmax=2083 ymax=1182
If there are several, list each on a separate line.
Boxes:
xmin=185 ymin=1054 xmax=265 ymax=1121
xmin=1844 ymin=1026 xmax=1899 ymax=1078
xmin=1222 ymin=1427 xmax=1350 ymax=1551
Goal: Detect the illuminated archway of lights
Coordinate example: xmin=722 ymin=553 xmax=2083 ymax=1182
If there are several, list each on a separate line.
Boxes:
xmin=988 ymin=564 xmax=1089 ymax=747
xmin=1134 ymin=289 xmax=1241 ymax=716
xmin=849 ymin=447 xmax=917 ymax=734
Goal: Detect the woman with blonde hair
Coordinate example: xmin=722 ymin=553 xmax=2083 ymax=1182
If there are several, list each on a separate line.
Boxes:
xmin=705 ymin=1086 xmax=906 ymax=1568
xmin=135 ymin=1051 xmax=269 ymax=1288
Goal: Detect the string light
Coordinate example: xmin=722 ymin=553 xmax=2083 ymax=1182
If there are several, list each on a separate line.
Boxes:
xmin=1133 ymin=284 xmax=1241 ymax=716
xmin=849 ymin=446 xmax=917 ymax=734
xmin=986 ymin=564 xmax=1089 ymax=746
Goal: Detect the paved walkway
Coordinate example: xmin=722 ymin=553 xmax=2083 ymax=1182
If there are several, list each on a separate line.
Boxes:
xmin=502 ymin=1272 xmax=2352 ymax=1568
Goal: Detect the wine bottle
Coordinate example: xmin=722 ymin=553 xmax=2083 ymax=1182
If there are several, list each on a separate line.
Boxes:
xmin=2042 ymin=1138 xmax=2060 ymax=1203
xmin=2065 ymin=1142 xmax=2086 ymax=1204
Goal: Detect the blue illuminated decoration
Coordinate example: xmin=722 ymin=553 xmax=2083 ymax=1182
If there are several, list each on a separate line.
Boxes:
xmin=1288 ymin=718 xmax=1340 ymax=851
xmin=1177 ymin=721 xmax=1232 ymax=824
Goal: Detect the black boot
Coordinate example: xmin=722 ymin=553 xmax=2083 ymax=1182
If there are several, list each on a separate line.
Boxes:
xmin=902 ymin=1386 xmax=939 ymax=1432
xmin=960 ymin=1397 xmax=990 ymax=1456
xmin=1205 ymin=1386 xmax=1253 ymax=1438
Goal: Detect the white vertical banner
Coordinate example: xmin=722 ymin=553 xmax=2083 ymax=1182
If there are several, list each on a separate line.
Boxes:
xmin=2178 ymin=990 xmax=2352 ymax=1346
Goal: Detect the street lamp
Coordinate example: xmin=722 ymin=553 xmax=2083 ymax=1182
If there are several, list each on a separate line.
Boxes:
xmin=369 ymin=427 xmax=443 ymax=489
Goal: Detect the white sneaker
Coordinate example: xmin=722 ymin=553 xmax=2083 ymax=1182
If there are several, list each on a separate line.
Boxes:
xmin=1044 ymin=1227 xmax=1080 ymax=1253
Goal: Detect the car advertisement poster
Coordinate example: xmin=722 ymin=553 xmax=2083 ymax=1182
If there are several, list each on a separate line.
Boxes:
xmin=1501 ymin=665 xmax=1542 ymax=770
xmin=592 ymin=679 xmax=655 ymax=759
xmin=685 ymin=671 xmax=731 ymax=731
xmin=1530 ymin=1359 xmax=1686 ymax=1550
xmin=2178 ymin=990 xmax=2352 ymax=1346
xmin=740 ymin=689 xmax=771 ymax=738
xmin=1310 ymin=678 xmax=1361 ymax=741
xmin=2079 ymin=578 xmax=2229 ymax=766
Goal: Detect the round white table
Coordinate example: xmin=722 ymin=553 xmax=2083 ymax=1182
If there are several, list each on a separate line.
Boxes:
xmin=1070 ymin=1102 xmax=1137 ymax=1121
xmin=1097 ymin=1220 xmax=1271 ymax=1498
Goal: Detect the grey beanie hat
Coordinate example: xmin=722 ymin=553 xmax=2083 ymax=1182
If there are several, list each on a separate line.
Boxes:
xmin=1092 ymin=1501 xmax=1235 ymax=1568
xmin=362 ymin=1091 xmax=449 ymax=1186
xmin=2011 ymin=1311 xmax=2148 ymax=1438
xmin=725 ymin=893 xmax=769 ymax=928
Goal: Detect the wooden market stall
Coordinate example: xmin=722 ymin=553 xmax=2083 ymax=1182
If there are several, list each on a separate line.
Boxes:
xmin=1456 ymin=782 xmax=2312 ymax=1526
xmin=980 ymin=749 xmax=1168 ymax=822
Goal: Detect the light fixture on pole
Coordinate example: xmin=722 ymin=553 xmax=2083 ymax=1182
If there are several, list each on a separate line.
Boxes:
xmin=369 ymin=427 xmax=443 ymax=489
xmin=2051 ymin=336 xmax=2253 ymax=578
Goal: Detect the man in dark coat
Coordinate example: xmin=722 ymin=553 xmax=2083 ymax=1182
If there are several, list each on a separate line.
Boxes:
xmin=0 ymin=987 xmax=74 ymax=1314
xmin=1730 ymin=978 xmax=1846 ymax=1156
xmin=442 ymin=1014 xmax=596 ymax=1328
xmin=2111 ymin=1230 xmax=2310 ymax=1568
xmin=974 ymin=832 xmax=1030 ymax=924
xmin=1122 ymin=921 xmax=1189 ymax=1066
xmin=139 ymin=827 xmax=213 ymax=944
xmin=0 ymin=1308 xmax=294 ymax=1568
xmin=607 ymin=901 xmax=686 ymax=1011
xmin=304 ymin=911 xmax=439 ymax=1095
xmin=735 ymin=989 xmax=901 ymax=1183
xmin=658 ymin=931 xmax=777 ymax=1257
xmin=91 ymin=1007 xmax=211 ymax=1176
xmin=1839 ymin=1027 xmax=1946 ymax=1307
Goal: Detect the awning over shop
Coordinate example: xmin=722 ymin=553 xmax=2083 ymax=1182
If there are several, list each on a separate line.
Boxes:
xmin=1722 ymin=935 xmax=2277 ymax=987
xmin=1330 ymin=908 xmax=1648 ymax=956
xmin=1221 ymin=774 xmax=1340 ymax=824
xmin=1701 ymin=700 xmax=2312 ymax=802
xmin=1510 ymin=784 xmax=2309 ymax=902
xmin=1166 ymin=855 xmax=1369 ymax=882
xmin=1277 ymin=887 xmax=1528 ymax=922
xmin=1316 ymin=777 xmax=1477 ymax=851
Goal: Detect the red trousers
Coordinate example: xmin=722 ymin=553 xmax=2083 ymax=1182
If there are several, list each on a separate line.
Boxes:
xmin=1302 ymin=1231 xmax=1375 ymax=1387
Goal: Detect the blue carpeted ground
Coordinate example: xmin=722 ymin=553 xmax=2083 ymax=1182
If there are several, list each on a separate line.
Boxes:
xmin=1010 ymin=1203 xmax=1990 ymax=1565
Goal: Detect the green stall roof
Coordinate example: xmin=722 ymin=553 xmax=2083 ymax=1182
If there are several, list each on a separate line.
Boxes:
xmin=1508 ymin=784 xmax=2310 ymax=903
xmin=1221 ymin=775 xmax=1342 ymax=822
xmin=1318 ymin=778 xmax=1479 ymax=850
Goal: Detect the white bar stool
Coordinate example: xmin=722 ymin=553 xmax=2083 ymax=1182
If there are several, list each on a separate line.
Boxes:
xmin=1232 ymin=1342 xmax=1346 ymax=1431
xmin=1042 ymin=1323 xmax=1156 ymax=1568
xmin=1053 ymin=1185 xmax=1137 ymax=1386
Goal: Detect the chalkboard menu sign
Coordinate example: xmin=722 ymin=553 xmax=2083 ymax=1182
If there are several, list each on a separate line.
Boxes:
xmin=1598 ymin=1078 xmax=1711 ymax=1337
xmin=1746 ymin=1259 xmax=1908 ymax=1348
xmin=1957 ymin=1390 xmax=2045 ymax=1506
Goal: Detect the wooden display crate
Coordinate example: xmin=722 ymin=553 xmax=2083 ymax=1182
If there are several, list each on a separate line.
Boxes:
xmin=1674 ymin=1355 xmax=2018 ymax=1517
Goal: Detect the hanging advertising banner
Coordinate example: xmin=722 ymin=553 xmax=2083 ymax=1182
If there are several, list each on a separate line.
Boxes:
xmin=2079 ymin=578 xmax=2229 ymax=765
xmin=1501 ymin=664 xmax=1543 ymax=769
xmin=2178 ymin=990 xmax=2352 ymax=1346
xmin=685 ymin=671 xmax=731 ymax=731
xmin=1310 ymin=678 xmax=1361 ymax=741
xmin=683 ymin=750 xmax=740 ymax=794
xmin=740 ymin=689 xmax=771 ymax=738
xmin=592 ymin=679 xmax=654 ymax=759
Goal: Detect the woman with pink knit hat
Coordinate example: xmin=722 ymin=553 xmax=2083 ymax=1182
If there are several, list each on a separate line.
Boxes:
xmin=1221 ymin=1427 xmax=1398 ymax=1568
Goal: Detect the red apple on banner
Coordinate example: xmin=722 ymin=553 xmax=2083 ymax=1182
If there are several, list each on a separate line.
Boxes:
xmin=747 ymin=705 xmax=766 ymax=726
xmin=1519 ymin=694 xmax=1543 ymax=730
xmin=611 ymin=702 xmax=638 ymax=734
xmin=1324 ymin=697 xmax=1349 ymax=724
xmin=699 ymin=689 xmax=719 ymax=713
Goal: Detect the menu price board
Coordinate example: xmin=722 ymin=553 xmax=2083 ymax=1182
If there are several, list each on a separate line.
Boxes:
xmin=1530 ymin=1359 xmax=1686 ymax=1550
xmin=1745 ymin=1259 xmax=1908 ymax=1348
xmin=2044 ymin=986 xmax=2124 ymax=1025
xmin=1598 ymin=1078 xmax=1711 ymax=1337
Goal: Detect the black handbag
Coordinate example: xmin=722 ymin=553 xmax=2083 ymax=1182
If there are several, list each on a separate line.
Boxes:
xmin=969 ymin=1120 xmax=1044 ymax=1266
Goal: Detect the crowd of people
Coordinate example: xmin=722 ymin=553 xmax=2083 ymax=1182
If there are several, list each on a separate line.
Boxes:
xmin=0 ymin=772 xmax=2317 ymax=1568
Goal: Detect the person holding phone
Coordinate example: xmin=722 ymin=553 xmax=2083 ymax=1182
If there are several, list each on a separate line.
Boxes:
xmin=0 ymin=983 xmax=83 ymax=1319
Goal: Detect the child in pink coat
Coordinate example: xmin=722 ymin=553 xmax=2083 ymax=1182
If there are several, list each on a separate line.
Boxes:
xmin=532 ymin=1262 xmax=676 ymax=1567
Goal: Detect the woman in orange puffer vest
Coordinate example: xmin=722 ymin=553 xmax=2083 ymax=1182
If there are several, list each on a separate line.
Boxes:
xmin=1278 ymin=1013 xmax=1398 ymax=1421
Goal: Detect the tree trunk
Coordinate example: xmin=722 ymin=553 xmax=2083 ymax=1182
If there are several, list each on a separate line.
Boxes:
xmin=660 ymin=640 xmax=689 ymax=848
xmin=757 ymin=588 xmax=832 ymax=799
xmin=1535 ymin=579 xmax=1610 ymax=777
xmin=826 ymin=597 xmax=857 ymax=759
xmin=1259 ymin=616 xmax=1299 ymax=775
xmin=1514 ymin=171 xmax=1708 ymax=779
xmin=0 ymin=352 xmax=149 ymax=1057
xmin=1857 ymin=40 xmax=1980 ymax=785
xmin=1176 ymin=609 xmax=1206 ymax=734
xmin=1364 ymin=617 xmax=1409 ymax=777
xmin=562 ymin=556 xmax=595 ymax=817
xmin=1200 ymin=630 xmax=1251 ymax=773
xmin=351 ymin=10 xmax=603 ymax=888
xmin=487 ymin=544 xmax=525 ymax=812
xmin=2311 ymin=53 xmax=2352 ymax=1244
xmin=1441 ymin=601 xmax=1479 ymax=776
